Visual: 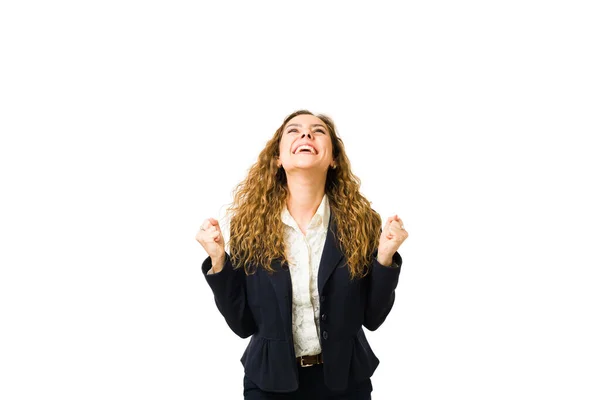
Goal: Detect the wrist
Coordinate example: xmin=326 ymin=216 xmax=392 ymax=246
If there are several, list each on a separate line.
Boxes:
xmin=211 ymin=254 xmax=226 ymax=272
xmin=376 ymin=254 xmax=393 ymax=267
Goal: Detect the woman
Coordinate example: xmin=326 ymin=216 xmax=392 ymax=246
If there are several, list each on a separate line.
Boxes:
xmin=196 ymin=110 xmax=408 ymax=399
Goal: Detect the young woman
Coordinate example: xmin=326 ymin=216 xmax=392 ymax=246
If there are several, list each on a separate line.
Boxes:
xmin=196 ymin=110 xmax=408 ymax=399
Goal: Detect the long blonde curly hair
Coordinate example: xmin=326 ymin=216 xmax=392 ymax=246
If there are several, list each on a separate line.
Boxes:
xmin=226 ymin=110 xmax=382 ymax=279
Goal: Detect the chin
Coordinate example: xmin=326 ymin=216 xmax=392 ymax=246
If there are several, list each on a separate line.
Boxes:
xmin=290 ymin=164 xmax=327 ymax=172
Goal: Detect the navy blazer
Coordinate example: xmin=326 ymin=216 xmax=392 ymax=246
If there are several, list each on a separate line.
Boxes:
xmin=202 ymin=213 xmax=402 ymax=393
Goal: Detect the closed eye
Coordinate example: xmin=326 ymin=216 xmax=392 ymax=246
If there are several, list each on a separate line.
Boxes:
xmin=286 ymin=128 xmax=327 ymax=135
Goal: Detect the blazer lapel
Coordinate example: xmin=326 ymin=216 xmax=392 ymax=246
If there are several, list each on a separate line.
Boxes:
xmin=317 ymin=212 xmax=345 ymax=294
xmin=265 ymin=211 xmax=345 ymax=333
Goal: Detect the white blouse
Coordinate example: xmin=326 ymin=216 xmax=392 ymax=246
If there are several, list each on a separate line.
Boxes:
xmin=281 ymin=194 xmax=329 ymax=357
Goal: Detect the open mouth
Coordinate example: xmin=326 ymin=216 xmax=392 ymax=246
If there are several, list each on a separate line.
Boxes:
xmin=293 ymin=145 xmax=317 ymax=155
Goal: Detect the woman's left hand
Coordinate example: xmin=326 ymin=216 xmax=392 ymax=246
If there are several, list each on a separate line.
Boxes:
xmin=377 ymin=215 xmax=408 ymax=266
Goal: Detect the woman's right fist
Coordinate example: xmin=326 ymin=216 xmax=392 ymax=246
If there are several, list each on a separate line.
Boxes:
xmin=196 ymin=218 xmax=225 ymax=263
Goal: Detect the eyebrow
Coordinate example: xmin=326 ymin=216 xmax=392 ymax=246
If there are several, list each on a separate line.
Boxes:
xmin=285 ymin=123 xmax=328 ymax=131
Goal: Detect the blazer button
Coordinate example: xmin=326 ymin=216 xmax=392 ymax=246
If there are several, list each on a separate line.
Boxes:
xmin=321 ymin=313 xmax=327 ymax=321
xmin=322 ymin=331 xmax=328 ymax=340
xmin=320 ymin=295 xmax=325 ymax=302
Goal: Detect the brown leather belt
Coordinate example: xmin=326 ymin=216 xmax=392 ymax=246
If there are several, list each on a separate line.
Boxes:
xmin=296 ymin=353 xmax=323 ymax=367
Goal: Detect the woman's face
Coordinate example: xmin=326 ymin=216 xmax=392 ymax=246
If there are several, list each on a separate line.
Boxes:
xmin=278 ymin=114 xmax=334 ymax=174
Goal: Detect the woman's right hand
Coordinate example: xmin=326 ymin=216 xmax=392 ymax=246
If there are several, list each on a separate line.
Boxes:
xmin=196 ymin=218 xmax=226 ymax=272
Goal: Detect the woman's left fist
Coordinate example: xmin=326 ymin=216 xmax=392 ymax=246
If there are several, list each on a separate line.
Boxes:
xmin=377 ymin=215 xmax=408 ymax=266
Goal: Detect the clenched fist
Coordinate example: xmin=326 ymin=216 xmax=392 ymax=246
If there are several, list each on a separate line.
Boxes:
xmin=196 ymin=218 xmax=226 ymax=273
xmin=377 ymin=215 xmax=408 ymax=266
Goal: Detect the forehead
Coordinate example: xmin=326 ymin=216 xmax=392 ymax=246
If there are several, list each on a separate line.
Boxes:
xmin=284 ymin=114 xmax=327 ymax=129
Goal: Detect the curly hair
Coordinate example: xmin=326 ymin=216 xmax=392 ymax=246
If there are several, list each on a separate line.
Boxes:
xmin=226 ymin=110 xmax=382 ymax=279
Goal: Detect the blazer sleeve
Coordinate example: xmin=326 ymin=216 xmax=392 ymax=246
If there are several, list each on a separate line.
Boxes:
xmin=202 ymin=253 xmax=257 ymax=338
xmin=363 ymin=251 xmax=402 ymax=331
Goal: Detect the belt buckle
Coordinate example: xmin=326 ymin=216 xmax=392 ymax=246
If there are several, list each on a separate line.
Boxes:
xmin=300 ymin=357 xmax=314 ymax=368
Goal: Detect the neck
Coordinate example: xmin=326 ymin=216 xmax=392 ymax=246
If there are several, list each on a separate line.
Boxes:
xmin=285 ymin=172 xmax=326 ymax=222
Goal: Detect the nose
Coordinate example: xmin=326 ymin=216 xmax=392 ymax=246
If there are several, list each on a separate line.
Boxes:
xmin=301 ymin=131 xmax=313 ymax=139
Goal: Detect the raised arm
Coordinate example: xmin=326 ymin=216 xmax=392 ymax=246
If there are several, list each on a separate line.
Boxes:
xmin=363 ymin=215 xmax=408 ymax=331
xmin=197 ymin=218 xmax=256 ymax=338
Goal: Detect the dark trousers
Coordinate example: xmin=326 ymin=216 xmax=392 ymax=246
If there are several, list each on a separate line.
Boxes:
xmin=243 ymin=364 xmax=372 ymax=400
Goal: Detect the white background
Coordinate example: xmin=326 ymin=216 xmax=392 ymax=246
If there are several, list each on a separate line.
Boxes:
xmin=1 ymin=1 xmax=599 ymax=399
